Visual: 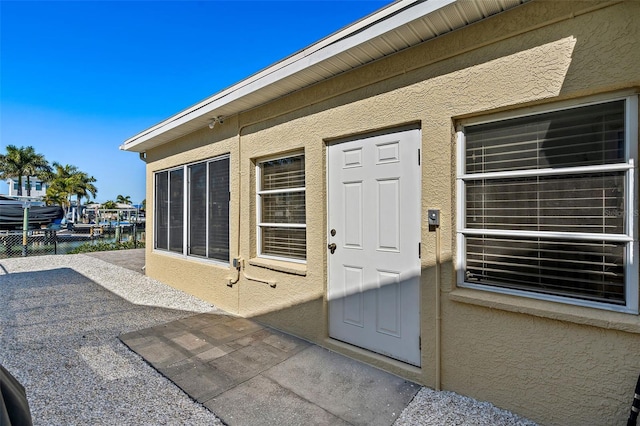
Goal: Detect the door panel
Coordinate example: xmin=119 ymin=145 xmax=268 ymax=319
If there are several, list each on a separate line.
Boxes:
xmin=376 ymin=270 xmax=401 ymax=337
xmin=343 ymin=182 xmax=363 ymax=248
xmin=328 ymin=128 xmax=421 ymax=366
xmin=343 ymin=266 xmax=364 ymax=327
xmin=377 ymin=178 xmax=400 ymax=251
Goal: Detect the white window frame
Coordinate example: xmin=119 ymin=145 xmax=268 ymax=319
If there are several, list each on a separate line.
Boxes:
xmin=153 ymin=154 xmax=230 ymax=265
xmin=256 ymin=152 xmax=306 ymax=263
xmin=456 ymin=94 xmax=639 ymax=314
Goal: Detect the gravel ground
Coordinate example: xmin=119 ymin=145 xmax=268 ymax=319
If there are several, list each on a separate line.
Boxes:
xmin=0 ymin=254 xmax=223 ymax=425
xmin=395 ymin=388 xmax=537 ymax=426
xmin=0 ymin=253 xmax=537 ymax=426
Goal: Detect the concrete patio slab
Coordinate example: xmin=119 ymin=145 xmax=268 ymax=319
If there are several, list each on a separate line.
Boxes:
xmin=204 ymin=374 xmax=351 ymax=426
xmin=120 ymin=312 xmax=419 ymax=426
xmin=263 ymin=345 xmax=419 ymax=426
xmin=84 ymin=248 xmax=145 ymax=273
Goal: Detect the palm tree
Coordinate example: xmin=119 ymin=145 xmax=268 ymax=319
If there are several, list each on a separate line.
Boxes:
xmin=47 ymin=163 xmax=78 ymax=216
xmin=68 ymin=172 xmax=97 ymax=222
xmin=44 ymin=187 xmax=69 ymax=208
xmin=71 ymin=172 xmax=97 ymax=209
xmin=47 ymin=163 xmax=98 ymax=220
xmin=0 ymin=145 xmax=52 ymax=196
xmin=101 ymin=200 xmax=117 ymax=209
xmin=116 ymin=194 xmax=132 ymax=205
xmin=50 ymin=162 xmax=78 ymax=186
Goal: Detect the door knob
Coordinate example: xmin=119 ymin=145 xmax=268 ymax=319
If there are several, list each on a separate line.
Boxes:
xmin=328 ymin=243 xmax=337 ymax=254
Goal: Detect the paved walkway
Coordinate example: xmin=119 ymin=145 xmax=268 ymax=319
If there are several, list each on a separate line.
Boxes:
xmin=95 ymin=249 xmax=420 ymax=425
xmin=120 ymin=314 xmax=419 ymax=425
xmin=85 ymin=248 xmax=146 ymax=273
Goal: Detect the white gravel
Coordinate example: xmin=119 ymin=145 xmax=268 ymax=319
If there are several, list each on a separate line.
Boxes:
xmin=394 ymin=388 xmax=537 ymax=426
xmin=1 ymin=253 xmax=537 ymax=426
xmin=0 ymin=254 xmax=223 ymax=425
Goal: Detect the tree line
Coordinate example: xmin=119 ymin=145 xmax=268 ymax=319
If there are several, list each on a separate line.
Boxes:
xmin=0 ymin=145 xmax=140 ymax=216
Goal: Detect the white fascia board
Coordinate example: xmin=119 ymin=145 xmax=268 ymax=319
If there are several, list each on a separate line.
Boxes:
xmin=121 ymin=0 xmax=457 ymax=152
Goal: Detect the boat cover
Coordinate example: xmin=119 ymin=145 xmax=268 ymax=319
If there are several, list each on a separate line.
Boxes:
xmin=0 ymin=204 xmax=64 ymax=229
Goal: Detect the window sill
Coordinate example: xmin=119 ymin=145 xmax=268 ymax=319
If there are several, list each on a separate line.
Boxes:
xmin=151 ymin=249 xmax=230 ymax=269
xmin=248 ymin=257 xmax=307 ymax=276
xmin=449 ymin=288 xmax=640 ymax=335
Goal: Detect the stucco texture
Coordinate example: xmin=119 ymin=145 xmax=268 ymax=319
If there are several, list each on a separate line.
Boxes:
xmin=142 ymin=1 xmax=640 ymax=424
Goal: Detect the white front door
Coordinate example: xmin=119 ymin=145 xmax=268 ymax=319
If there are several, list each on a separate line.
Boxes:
xmin=328 ymin=128 xmax=421 ymax=366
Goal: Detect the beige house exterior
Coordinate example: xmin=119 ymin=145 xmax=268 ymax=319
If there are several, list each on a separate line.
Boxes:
xmin=122 ymin=1 xmax=640 ymax=424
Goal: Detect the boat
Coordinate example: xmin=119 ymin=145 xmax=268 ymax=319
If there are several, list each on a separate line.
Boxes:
xmin=0 ymin=196 xmax=64 ymax=230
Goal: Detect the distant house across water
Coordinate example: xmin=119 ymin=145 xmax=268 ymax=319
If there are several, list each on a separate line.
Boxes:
xmin=5 ymin=177 xmax=50 ymax=198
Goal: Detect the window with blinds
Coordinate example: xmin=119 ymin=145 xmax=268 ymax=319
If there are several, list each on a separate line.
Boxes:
xmin=257 ymin=154 xmax=306 ymax=261
xmin=154 ymin=155 xmax=229 ymax=262
xmin=458 ymin=97 xmax=637 ymax=311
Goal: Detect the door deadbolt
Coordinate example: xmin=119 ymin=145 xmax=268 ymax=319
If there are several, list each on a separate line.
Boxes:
xmin=330 ymin=229 xmax=336 ymax=236
xmin=328 ymin=243 xmax=337 ymax=254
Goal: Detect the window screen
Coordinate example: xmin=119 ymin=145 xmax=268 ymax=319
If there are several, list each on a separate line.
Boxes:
xmin=155 ymin=155 xmax=229 ymax=261
xmin=169 ymin=169 xmax=184 ymax=253
xmin=208 ymin=157 xmax=230 ymax=262
xmin=189 ymin=163 xmax=207 ymax=257
xmin=154 ymin=169 xmax=184 ymax=253
xmin=155 ymin=171 xmax=169 ymax=250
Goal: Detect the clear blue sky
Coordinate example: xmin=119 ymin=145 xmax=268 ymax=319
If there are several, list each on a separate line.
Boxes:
xmin=0 ymin=0 xmax=389 ymax=204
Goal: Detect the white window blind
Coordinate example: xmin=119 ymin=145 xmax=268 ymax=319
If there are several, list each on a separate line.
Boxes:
xmin=257 ymin=154 xmax=306 ymax=261
xmin=459 ymin=98 xmax=637 ymax=309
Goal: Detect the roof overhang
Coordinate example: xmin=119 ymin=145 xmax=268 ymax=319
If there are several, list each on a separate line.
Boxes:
xmin=121 ymin=0 xmax=528 ymax=153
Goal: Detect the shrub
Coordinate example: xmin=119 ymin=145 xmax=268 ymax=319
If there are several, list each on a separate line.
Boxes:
xmin=68 ymin=240 xmax=144 ymax=254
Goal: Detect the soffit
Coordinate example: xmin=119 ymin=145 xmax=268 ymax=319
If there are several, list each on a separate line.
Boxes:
xmin=121 ymin=0 xmax=529 ymax=153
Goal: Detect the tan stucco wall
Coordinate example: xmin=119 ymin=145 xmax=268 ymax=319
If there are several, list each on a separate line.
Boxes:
xmin=144 ymin=117 xmax=242 ymax=313
xmin=142 ymin=1 xmax=640 ymax=424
